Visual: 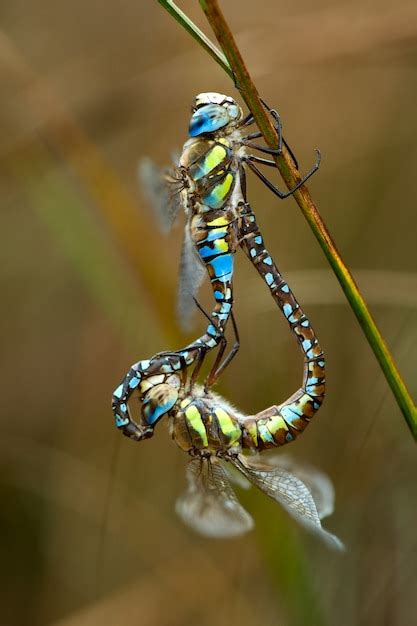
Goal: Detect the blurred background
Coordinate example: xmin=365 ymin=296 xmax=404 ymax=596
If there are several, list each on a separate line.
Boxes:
xmin=1 ymin=1 xmax=417 ymax=624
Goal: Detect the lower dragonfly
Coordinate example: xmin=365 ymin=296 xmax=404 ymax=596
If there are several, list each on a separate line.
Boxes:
xmin=112 ymin=310 xmax=340 ymax=548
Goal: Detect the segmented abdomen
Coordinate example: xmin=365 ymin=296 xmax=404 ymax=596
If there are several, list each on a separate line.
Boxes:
xmin=238 ymin=202 xmax=325 ymax=450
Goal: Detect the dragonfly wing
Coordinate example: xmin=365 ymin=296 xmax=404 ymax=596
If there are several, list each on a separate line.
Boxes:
xmin=176 ymin=224 xmax=208 ymax=331
xmin=261 ymin=454 xmax=335 ymax=520
xmin=233 ymin=455 xmax=344 ymax=551
xmin=139 ymin=157 xmax=183 ymax=234
xmin=175 ymin=457 xmax=254 ymax=538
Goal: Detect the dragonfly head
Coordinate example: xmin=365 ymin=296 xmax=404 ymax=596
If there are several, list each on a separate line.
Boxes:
xmin=140 ymin=376 xmax=180 ymax=427
xmin=189 ymin=92 xmax=242 ymax=137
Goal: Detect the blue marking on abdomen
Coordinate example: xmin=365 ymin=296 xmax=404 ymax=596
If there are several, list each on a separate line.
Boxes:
xmin=113 ymin=384 xmax=123 ymax=399
xmin=199 ymin=245 xmax=215 ymax=259
xmin=254 ymin=235 xmax=262 ymax=245
xmin=214 ymin=290 xmax=225 ymax=300
xmin=206 ymin=229 xmax=227 ymax=242
xmin=207 ymin=324 xmax=217 ymax=337
xmin=210 ymin=254 xmax=233 ymax=279
xmin=129 ymin=376 xmax=140 ymax=389
xmin=302 ymin=339 xmax=313 ymax=352
xmin=283 ymin=303 xmax=293 ymax=318
xmin=265 ymin=272 xmax=273 ymax=285
xmin=115 ymin=414 xmax=129 ymax=428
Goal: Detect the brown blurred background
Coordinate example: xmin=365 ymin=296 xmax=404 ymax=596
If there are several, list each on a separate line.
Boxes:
xmin=1 ymin=1 xmax=417 ymax=625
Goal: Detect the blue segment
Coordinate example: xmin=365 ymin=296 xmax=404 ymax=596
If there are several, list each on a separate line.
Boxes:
xmin=281 ymin=405 xmax=303 ymax=423
xmin=302 ymin=339 xmax=313 ymax=352
xmin=139 ymin=359 xmax=150 ymax=371
xmin=285 ymin=431 xmax=295 ymax=442
xmin=214 ymin=290 xmax=224 ymax=300
xmin=189 ymin=105 xmax=229 ymax=137
xmin=220 ymin=302 xmax=232 ymax=313
xmin=120 ymin=403 xmax=127 ymax=413
xmin=113 ymin=384 xmax=123 ymax=399
xmin=318 ymin=360 xmax=325 ymax=367
xmin=210 ymin=254 xmax=233 ymax=279
xmin=306 ymin=347 xmax=316 ymax=359
xmin=281 ymin=283 xmax=290 ymax=293
xmin=250 ymin=248 xmax=256 ymax=258
xmin=265 ymin=272 xmax=273 ymax=285
xmin=283 ymin=303 xmax=293 ymax=318
xmin=216 ymin=312 xmax=228 ymax=321
xmin=313 ymin=401 xmax=321 ymax=410
xmin=288 ymin=312 xmax=299 ymax=324
xmin=254 ymin=235 xmax=263 ymax=245
xmin=115 ymin=414 xmax=129 ymax=428
xmin=207 ymin=324 xmax=217 ymax=337
xmin=259 ymin=423 xmax=275 ymax=443
xmin=301 ymin=320 xmax=310 ymax=327
xmin=129 ymin=376 xmax=140 ymax=389
xmin=264 ymin=256 xmax=272 ymax=265
xmin=199 ymin=245 xmax=215 ymax=259
xmin=206 ymin=229 xmax=227 ymax=242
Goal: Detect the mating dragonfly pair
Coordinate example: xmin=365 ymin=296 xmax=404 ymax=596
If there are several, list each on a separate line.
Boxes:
xmin=112 ymin=92 xmax=343 ymax=549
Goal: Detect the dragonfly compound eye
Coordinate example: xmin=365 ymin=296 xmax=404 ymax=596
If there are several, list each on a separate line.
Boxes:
xmin=141 ymin=383 xmax=179 ymax=426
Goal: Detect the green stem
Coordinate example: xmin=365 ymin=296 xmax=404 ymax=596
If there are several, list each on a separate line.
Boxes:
xmin=157 ymin=0 xmax=231 ymax=78
xmin=159 ymin=0 xmax=417 ymax=439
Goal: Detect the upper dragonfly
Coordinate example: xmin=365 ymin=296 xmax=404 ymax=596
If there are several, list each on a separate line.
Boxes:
xmin=141 ymin=91 xmax=320 ymax=357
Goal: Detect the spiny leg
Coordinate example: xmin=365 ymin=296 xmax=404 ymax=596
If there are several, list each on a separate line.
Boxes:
xmin=192 ymin=297 xmax=240 ymax=391
xmin=204 ymin=311 xmax=240 ymax=391
xmin=190 ymin=297 xmax=225 ymax=391
xmin=240 ymin=108 xmax=283 ymax=155
xmin=240 ymin=100 xmax=302 ymax=169
xmin=259 ymin=99 xmax=300 ymax=167
xmin=243 ymin=149 xmax=321 ymax=199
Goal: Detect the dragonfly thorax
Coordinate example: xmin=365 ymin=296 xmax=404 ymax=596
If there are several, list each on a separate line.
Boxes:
xmin=169 ymin=391 xmax=243 ymax=456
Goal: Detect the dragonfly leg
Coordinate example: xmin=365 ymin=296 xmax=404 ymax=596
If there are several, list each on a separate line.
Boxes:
xmin=242 ymin=149 xmax=321 ymax=199
xmin=188 ymin=346 xmax=207 ymax=394
xmin=241 ymin=100 xmax=300 ymax=168
xmin=241 ymin=108 xmax=283 ymax=155
xmin=191 ymin=297 xmax=240 ymax=390
xmin=204 ymin=312 xmax=240 ymax=391
xmin=189 ymin=297 xmax=222 ymax=392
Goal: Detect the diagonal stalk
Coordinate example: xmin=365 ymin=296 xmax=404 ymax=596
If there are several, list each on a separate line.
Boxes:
xmin=158 ymin=0 xmax=417 ymax=439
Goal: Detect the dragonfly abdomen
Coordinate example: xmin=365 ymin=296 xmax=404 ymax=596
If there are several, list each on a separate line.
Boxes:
xmin=237 ymin=202 xmax=326 ymax=449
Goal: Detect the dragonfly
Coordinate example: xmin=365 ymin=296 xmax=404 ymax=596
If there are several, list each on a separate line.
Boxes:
xmin=140 ymin=92 xmax=320 ymax=346
xmin=112 ymin=303 xmax=340 ymax=548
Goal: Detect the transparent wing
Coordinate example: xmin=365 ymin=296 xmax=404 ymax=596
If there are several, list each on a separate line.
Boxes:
xmin=138 ymin=157 xmax=183 ymax=234
xmin=175 ymin=458 xmax=254 ymax=538
xmin=259 ymin=453 xmax=335 ymax=520
xmin=232 ymin=455 xmax=344 ymax=551
xmin=176 ymin=224 xmax=208 ymax=331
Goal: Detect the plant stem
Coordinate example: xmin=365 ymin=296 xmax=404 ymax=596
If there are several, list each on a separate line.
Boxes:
xmin=159 ymin=0 xmax=417 ymax=438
